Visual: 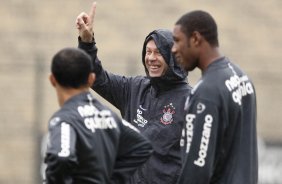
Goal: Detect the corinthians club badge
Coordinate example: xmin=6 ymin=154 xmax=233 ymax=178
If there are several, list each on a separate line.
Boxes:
xmin=160 ymin=103 xmax=175 ymax=125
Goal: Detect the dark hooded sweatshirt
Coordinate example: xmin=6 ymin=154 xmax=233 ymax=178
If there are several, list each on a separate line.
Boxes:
xmin=78 ymin=29 xmax=192 ymax=184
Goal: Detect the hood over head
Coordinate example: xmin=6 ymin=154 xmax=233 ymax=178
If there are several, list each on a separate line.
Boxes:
xmin=142 ymin=29 xmax=188 ymax=82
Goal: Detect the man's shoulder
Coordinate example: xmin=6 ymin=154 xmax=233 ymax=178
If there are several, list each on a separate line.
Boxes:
xmin=48 ymin=103 xmax=82 ymax=128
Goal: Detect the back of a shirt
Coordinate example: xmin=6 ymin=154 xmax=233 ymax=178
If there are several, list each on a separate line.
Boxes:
xmin=44 ymin=92 xmax=152 ymax=184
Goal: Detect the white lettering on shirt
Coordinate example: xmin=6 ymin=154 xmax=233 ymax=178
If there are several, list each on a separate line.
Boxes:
xmin=58 ymin=122 xmax=71 ymax=157
xmin=185 ymin=114 xmax=195 ymax=153
xmin=133 ymin=108 xmax=148 ymax=127
xmin=194 ymin=114 xmax=213 ymax=167
xmin=225 ymin=69 xmax=254 ymax=106
xmin=77 ymin=105 xmax=117 ymax=133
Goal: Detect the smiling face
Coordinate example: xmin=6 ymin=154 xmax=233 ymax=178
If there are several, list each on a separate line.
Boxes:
xmin=172 ymin=25 xmax=198 ymax=72
xmin=145 ymin=39 xmax=168 ymax=77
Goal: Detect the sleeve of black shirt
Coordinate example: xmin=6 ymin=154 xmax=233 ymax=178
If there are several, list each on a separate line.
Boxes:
xmin=177 ymin=98 xmax=219 ymax=184
xmin=111 ymin=119 xmax=153 ymax=184
xmin=78 ymin=38 xmax=134 ymax=113
xmin=45 ymin=122 xmax=78 ymax=184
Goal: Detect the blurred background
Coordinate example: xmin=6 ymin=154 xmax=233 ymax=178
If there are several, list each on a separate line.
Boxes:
xmin=0 ymin=0 xmax=281 ymax=183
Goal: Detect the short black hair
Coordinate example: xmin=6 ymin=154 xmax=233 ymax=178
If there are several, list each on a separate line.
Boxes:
xmin=176 ymin=10 xmax=219 ymax=47
xmin=51 ymin=47 xmax=92 ymax=88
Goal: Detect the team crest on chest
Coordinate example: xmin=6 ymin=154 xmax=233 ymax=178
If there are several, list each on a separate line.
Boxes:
xmin=160 ymin=103 xmax=176 ymax=125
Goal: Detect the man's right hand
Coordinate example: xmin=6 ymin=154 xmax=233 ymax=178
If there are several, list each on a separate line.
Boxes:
xmin=76 ymin=2 xmax=97 ymax=43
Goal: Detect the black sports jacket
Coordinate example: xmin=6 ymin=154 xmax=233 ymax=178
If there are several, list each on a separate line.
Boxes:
xmin=44 ymin=92 xmax=153 ymax=184
xmin=177 ymin=57 xmax=258 ymax=184
xmin=79 ymin=29 xmax=192 ymax=184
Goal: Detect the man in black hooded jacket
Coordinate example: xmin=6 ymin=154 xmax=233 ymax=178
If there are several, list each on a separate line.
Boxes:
xmin=75 ymin=2 xmax=192 ymax=184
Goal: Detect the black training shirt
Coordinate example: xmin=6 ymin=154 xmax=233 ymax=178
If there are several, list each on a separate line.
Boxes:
xmin=44 ymin=92 xmax=152 ymax=184
xmin=178 ymin=57 xmax=258 ymax=184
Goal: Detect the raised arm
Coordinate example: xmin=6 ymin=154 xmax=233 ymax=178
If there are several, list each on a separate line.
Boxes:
xmin=75 ymin=2 xmax=133 ymax=111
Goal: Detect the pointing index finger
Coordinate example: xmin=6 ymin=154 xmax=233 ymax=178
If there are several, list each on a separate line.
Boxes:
xmin=89 ymin=2 xmax=97 ymax=24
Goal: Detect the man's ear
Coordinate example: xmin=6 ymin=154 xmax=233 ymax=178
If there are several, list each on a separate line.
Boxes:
xmin=88 ymin=73 xmax=96 ymax=87
xmin=49 ymin=74 xmax=57 ymax=87
xmin=191 ymin=31 xmax=202 ymax=46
